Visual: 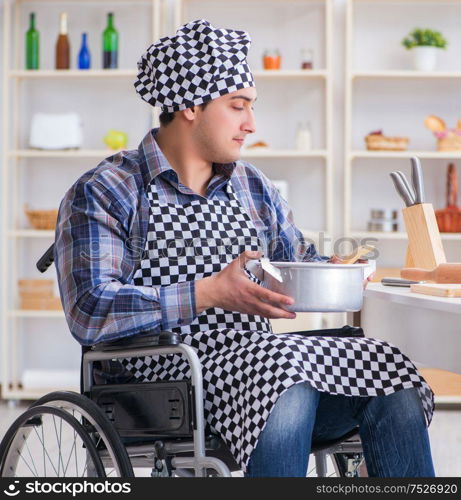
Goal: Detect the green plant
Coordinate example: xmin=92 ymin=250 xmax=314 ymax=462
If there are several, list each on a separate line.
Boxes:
xmin=402 ymin=28 xmax=448 ymax=49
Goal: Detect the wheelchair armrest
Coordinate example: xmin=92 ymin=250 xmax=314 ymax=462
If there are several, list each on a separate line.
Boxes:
xmin=288 ymin=325 xmax=364 ymax=338
xmin=90 ymin=330 xmax=182 ymax=353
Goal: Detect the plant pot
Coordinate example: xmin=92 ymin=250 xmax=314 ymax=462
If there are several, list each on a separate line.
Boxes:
xmin=412 ymin=46 xmax=439 ymax=71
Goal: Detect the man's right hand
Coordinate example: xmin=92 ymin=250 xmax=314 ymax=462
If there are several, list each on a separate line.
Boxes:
xmin=195 ymin=250 xmax=296 ymax=319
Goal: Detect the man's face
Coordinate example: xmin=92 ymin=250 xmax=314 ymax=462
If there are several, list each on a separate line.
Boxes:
xmin=192 ymin=86 xmax=257 ymax=164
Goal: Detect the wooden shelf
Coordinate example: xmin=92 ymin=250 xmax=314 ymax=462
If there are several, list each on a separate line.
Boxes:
xmin=351 ymin=150 xmax=461 ymax=159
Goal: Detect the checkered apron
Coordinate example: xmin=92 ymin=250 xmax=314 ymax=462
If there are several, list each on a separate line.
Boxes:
xmin=122 ymin=178 xmax=435 ymax=472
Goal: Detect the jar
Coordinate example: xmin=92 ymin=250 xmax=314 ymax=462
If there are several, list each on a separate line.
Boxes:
xmin=301 ymin=48 xmax=314 ymax=70
xmin=295 ymin=121 xmax=312 ymax=151
xmin=263 ymin=49 xmax=281 ymax=70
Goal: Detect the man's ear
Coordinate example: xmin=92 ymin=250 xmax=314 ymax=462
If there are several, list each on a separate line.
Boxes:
xmin=182 ymin=106 xmax=197 ymax=122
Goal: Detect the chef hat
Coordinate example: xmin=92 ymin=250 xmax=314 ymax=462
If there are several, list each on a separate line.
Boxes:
xmin=134 ymin=19 xmax=255 ymax=113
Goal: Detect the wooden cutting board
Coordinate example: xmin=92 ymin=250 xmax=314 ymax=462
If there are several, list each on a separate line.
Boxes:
xmin=411 ymin=283 xmax=461 ymax=297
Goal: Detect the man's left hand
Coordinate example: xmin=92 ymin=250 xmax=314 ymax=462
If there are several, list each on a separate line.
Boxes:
xmin=328 ymin=256 xmax=375 ymax=289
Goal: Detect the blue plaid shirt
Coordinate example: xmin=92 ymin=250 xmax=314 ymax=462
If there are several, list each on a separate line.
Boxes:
xmin=55 ymin=128 xmax=324 ymax=346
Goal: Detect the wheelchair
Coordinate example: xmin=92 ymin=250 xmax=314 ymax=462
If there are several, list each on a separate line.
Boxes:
xmin=0 ymin=244 xmax=366 ymax=478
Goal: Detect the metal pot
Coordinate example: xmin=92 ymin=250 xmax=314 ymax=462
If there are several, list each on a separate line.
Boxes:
xmin=246 ymin=260 xmax=368 ymax=312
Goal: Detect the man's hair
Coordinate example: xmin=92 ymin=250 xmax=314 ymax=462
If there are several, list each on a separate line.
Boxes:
xmin=159 ymin=101 xmax=210 ymax=127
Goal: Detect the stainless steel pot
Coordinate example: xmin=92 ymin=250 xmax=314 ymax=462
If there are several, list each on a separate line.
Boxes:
xmin=246 ymin=260 xmax=369 ymax=312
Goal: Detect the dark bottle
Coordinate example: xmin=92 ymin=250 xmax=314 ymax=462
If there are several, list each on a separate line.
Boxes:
xmin=103 ymin=13 xmax=118 ymax=69
xmin=78 ymin=33 xmax=91 ymax=69
xmin=25 ymin=12 xmax=39 ymax=70
xmin=55 ymin=12 xmax=70 ymax=69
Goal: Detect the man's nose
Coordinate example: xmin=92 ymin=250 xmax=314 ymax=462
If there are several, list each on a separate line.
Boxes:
xmin=242 ymin=111 xmax=256 ymax=134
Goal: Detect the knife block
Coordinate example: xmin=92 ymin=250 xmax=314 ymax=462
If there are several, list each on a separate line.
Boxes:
xmin=402 ymin=203 xmax=446 ymax=269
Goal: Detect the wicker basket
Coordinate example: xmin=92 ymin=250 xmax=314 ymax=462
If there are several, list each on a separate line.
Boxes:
xmin=24 ymin=205 xmax=58 ymax=230
xmin=436 ymin=132 xmax=461 ymax=152
xmin=365 ymin=134 xmax=409 ymax=151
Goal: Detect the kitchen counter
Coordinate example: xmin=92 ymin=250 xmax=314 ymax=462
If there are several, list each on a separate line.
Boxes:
xmin=354 ymin=283 xmax=461 ymax=386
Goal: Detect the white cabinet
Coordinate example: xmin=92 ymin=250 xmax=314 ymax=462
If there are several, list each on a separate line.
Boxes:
xmin=344 ymin=0 xmax=461 ymax=267
xmin=1 ymin=0 xmax=161 ymax=400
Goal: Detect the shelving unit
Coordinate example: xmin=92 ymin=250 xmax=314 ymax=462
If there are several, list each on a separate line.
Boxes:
xmin=344 ymin=0 xmax=461 ymax=256
xmin=174 ymin=0 xmax=334 ymax=240
xmin=1 ymin=0 xmax=162 ymax=401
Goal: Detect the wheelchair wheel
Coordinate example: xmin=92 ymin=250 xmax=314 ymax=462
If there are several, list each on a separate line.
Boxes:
xmin=32 ymin=391 xmax=133 ymax=477
xmin=0 ymin=405 xmax=105 ymax=477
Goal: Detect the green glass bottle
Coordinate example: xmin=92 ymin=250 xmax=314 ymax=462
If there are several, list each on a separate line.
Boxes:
xmin=103 ymin=13 xmax=118 ymax=69
xmin=25 ymin=12 xmax=39 ymax=70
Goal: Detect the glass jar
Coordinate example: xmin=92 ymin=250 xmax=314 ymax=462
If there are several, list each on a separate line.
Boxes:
xmin=300 ymin=48 xmax=314 ymax=70
xmin=263 ymin=49 xmax=281 ymax=70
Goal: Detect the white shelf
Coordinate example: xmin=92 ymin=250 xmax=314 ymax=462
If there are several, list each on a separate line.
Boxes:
xmin=351 ymin=231 xmax=461 ymax=241
xmin=9 ymin=149 xmax=122 ymax=158
xmin=253 ymin=70 xmax=327 ymax=79
xmin=8 ymin=69 xmax=327 ymax=80
xmin=9 ymin=230 xmax=55 ymax=238
xmin=9 ymin=69 xmax=138 ymax=79
xmin=242 ymin=149 xmax=327 ymax=158
xmin=352 ymin=70 xmax=461 ymax=79
xmin=8 ymin=310 xmax=64 ymax=318
xmin=350 ymin=150 xmax=461 ymax=159
xmin=10 ymin=149 xmax=328 ymax=159
xmin=4 ymin=387 xmax=79 ymax=400
xmin=350 ymin=231 xmax=407 ymax=240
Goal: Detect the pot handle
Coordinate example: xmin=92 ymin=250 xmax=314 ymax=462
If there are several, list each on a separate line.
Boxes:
xmin=245 ymin=258 xmax=264 ymax=282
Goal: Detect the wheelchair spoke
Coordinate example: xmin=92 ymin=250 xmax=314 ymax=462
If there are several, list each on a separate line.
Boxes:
xmin=51 ymin=414 xmax=66 ymax=475
xmin=22 ymin=433 xmax=40 ymax=477
xmin=32 ymin=425 xmax=60 ymax=476
xmin=62 ymin=429 xmax=78 ymax=477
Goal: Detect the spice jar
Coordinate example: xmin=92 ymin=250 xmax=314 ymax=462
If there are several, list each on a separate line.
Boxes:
xmin=263 ymin=49 xmax=281 ymax=70
xmin=300 ymin=48 xmax=314 ymax=70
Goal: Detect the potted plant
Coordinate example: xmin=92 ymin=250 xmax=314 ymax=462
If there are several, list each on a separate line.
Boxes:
xmin=402 ymin=28 xmax=448 ymax=71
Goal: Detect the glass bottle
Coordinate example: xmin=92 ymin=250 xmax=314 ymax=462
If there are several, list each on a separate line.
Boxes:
xmin=25 ymin=13 xmax=39 ymax=70
xmin=301 ymin=48 xmax=314 ymax=70
xmin=78 ymin=33 xmax=91 ymax=70
xmin=55 ymin=12 xmax=70 ymax=69
xmin=296 ymin=121 xmax=312 ymax=151
xmin=103 ymin=13 xmax=118 ymax=69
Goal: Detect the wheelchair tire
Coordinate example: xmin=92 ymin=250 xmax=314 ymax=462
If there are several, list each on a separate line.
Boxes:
xmin=0 ymin=405 xmax=105 ymax=477
xmin=32 ymin=391 xmax=134 ymax=477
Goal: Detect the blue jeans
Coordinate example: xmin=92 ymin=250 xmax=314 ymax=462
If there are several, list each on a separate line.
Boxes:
xmin=245 ymin=383 xmax=435 ymax=477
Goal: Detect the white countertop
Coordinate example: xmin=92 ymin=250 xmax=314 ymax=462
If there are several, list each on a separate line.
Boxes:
xmin=364 ymin=283 xmax=461 ymax=315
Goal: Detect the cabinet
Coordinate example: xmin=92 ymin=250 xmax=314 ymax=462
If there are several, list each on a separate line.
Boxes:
xmin=1 ymin=0 xmax=162 ymax=400
xmin=344 ymin=0 xmax=461 ymax=267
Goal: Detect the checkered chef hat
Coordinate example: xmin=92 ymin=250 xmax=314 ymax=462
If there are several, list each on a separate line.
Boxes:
xmin=134 ymin=19 xmax=255 ymax=112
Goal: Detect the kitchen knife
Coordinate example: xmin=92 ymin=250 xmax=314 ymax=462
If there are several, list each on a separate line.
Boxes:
xmin=395 ymin=171 xmax=416 ymax=205
xmin=390 ymin=172 xmax=414 ymax=207
xmin=410 ymin=156 xmax=426 ymax=204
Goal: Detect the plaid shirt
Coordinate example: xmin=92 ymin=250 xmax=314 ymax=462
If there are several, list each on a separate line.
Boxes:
xmin=55 ymin=128 xmax=324 ymax=345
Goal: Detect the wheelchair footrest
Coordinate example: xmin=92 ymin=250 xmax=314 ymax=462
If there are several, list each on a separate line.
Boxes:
xmin=90 ymin=381 xmax=193 ymax=438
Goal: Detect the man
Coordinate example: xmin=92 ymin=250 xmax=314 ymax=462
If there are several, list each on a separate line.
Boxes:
xmin=55 ymin=20 xmax=435 ymax=477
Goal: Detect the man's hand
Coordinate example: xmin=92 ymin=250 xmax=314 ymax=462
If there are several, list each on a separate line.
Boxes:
xmin=328 ymin=256 xmax=374 ymax=289
xmin=195 ymin=250 xmax=297 ymax=319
